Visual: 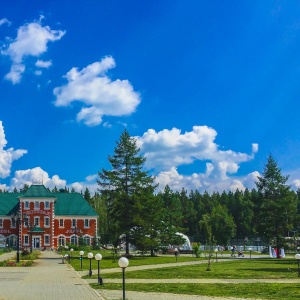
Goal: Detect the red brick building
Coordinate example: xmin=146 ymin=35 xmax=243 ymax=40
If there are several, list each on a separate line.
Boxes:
xmin=0 ymin=184 xmax=98 ymax=250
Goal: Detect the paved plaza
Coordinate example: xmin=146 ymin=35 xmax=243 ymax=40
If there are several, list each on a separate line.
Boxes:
xmin=0 ymin=251 xmax=294 ymax=300
xmin=0 ymin=251 xmax=104 ymax=300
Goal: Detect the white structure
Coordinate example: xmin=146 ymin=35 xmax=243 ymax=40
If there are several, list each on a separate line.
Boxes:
xmin=175 ymin=232 xmax=192 ymax=250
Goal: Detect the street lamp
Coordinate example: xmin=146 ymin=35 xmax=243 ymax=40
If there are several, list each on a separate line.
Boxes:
xmin=295 ymin=254 xmax=300 ymax=277
xmin=11 ymin=212 xmax=26 ymax=263
xmin=88 ymin=252 xmax=93 ymax=276
xmin=70 ymin=248 xmax=74 ymax=263
xmin=79 ymin=251 xmax=84 ymax=270
xmin=95 ymin=253 xmax=103 ymax=285
xmin=214 ymin=248 xmax=218 ymax=262
xmin=249 ymin=247 xmax=252 ymax=259
xmin=118 ymin=257 xmax=129 ymax=300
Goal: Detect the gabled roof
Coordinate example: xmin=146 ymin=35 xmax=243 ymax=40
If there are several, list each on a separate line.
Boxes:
xmin=53 ymin=193 xmax=98 ymax=216
xmin=20 ymin=184 xmax=53 ymax=198
xmin=0 ymin=193 xmax=19 ymax=216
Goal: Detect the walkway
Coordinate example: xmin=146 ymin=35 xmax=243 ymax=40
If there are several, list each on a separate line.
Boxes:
xmin=0 ymin=250 xmax=104 ymax=300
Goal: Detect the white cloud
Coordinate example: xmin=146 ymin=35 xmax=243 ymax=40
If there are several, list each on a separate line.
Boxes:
xmin=0 ymin=121 xmax=27 ymax=179
xmin=10 ymin=167 xmax=66 ymax=191
xmin=53 ymin=56 xmax=141 ymax=126
xmin=136 ymin=126 xmax=257 ymax=173
xmin=35 ymin=59 xmax=52 ymax=68
xmin=292 ymin=179 xmax=300 ymax=189
xmin=0 ymin=18 xmax=11 ymax=26
xmin=134 ymin=126 xmax=259 ymax=193
xmin=1 ymin=17 xmax=65 ymax=84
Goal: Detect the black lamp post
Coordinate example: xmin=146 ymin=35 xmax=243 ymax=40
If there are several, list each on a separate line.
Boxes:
xmin=11 ymin=212 xmax=26 ymax=263
xmin=295 ymin=254 xmax=300 ymax=277
xmin=88 ymin=252 xmax=93 ymax=276
xmin=79 ymin=250 xmax=84 ymax=270
xmin=95 ymin=253 xmax=103 ymax=285
xmin=118 ymin=257 xmax=129 ymax=300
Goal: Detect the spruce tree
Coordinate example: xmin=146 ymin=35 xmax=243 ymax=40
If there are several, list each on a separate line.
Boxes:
xmin=255 ymin=155 xmax=297 ymax=257
xmin=97 ymin=129 xmax=157 ymax=255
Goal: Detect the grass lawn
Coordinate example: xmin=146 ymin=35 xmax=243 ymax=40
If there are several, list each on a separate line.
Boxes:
xmin=91 ymin=282 xmax=300 ymax=299
xmin=70 ymin=250 xmax=205 ymax=271
xmin=87 ymin=257 xmax=300 ymax=299
xmin=99 ymin=258 xmax=300 ymax=279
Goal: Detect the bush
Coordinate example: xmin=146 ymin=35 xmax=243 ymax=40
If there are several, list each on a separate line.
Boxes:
xmin=192 ymin=242 xmax=202 ymax=258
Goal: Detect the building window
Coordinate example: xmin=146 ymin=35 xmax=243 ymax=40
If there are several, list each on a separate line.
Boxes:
xmin=11 ymin=219 xmax=16 ymax=228
xmin=44 ymin=217 xmax=50 ymax=228
xmin=34 ymin=201 xmax=40 ymax=209
xmin=71 ymin=235 xmax=78 ymax=245
xmin=24 ymin=216 xmax=29 ymax=227
xmin=44 ymin=235 xmax=50 ymax=245
xmin=58 ymin=236 xmax=65 ymax=247
xmin=84 ymin=219 xmax=90 ymax=228
xmin=83 ymin=235 xmax=91 ymax=246
xmin=72 ymin=219 xmax=76 ymax=228
xmin=34 ymin=217 xmax=39 ymax=226
xmin=59 ymin=219 xmax=64 ymax=227
xmin=24 ymin=235 xmax=29 ymax=245
xmin=44 ymin=201 xmax=50 ymax=209
xmin=0 ymin=219 xmax=3 ymax=227
xmin=24 ymin=201 xmax=30 ymax=209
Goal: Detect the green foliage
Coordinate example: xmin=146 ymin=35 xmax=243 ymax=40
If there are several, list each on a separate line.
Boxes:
xmin=255 ymin=155 xmax=297 ymax=253
xmin=192 ymin=242 xmax=202 ymax=258
xmin=98 ymin=129 xmax=158 ymax=254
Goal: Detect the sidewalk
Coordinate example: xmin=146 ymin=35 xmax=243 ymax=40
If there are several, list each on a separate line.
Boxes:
xmin=0 ymin=250 xmax=104 ymax=300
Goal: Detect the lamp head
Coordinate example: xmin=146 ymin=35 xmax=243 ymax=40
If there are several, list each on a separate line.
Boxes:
xmin=95 ymin=253 xmax=102 ymax=261
xmin=87 ymin=252 xmax=93 ymax=259
xmin=118 ymin=257 xmax=129 ymax=268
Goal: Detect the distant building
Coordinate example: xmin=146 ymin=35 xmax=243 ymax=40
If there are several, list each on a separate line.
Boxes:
xmin=0 ymin=184 xmax=98 ymax=250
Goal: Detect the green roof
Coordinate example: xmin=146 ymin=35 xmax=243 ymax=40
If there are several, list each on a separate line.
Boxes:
xmin=21 ymin=185 xmax=53 ymax=198
xmin=54 ymin=193 xmax=98 ymax=216
xmin=0 ymin=193 xmax=19 ymax=216
xmin=0 ymin=184 xmax=98 ymax=217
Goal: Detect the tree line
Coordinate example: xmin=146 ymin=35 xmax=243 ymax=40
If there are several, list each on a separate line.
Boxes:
xmin=2 ymin=130 xmax=300 ymax=256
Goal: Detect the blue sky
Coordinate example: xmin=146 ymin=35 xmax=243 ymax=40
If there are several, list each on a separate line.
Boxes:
xmin=1 ymin=0 xmax=300 ymax=194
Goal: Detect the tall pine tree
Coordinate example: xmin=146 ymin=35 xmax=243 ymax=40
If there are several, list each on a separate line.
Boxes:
xmin=97 ymin=129 xmax=157 ymax=255
xmin=255 ymin=155 xmax=297 ymax=257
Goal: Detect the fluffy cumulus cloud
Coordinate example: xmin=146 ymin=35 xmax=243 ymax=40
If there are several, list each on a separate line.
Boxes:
xmin=53 ymin=56 xmax=141 ymax=126
xmin=135 ymin=126 xmax=259 ymax=193
xmin=1 ymin=17 xmax=65 ymax=83
xmin=0 ymin=121 xmax=27 ymax=179
xmin=10 ymin=167 xmax=66 ymax=191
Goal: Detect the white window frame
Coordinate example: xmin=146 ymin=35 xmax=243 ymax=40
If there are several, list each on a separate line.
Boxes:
xmin=83 ymin=235 xmax=91 ymax=246
xmin=72 ymin=219 xmax=76 ymax=228
xmin=34 ymin=201 xmax=40 ymax=210
xmin=24 ymin=216 xmax=29 ymax=228
xmin=59 ymin=219 xmax=64 ymax=227
xmin=58 ymin=235 xmax=65 ymax=247
xmin=24 ymin=235 xmax=29 ymax=245
xmin=44 ymin=216 xmax=50 ymax=228
xmin=0 ymin=219 xmax=3 ymax=228
xmin=84 ymin=219 xmax=90 ymax=228
xmin=11 ymin=219 xmax=16 ymax=228
xmin=44 ymin=201 xmax=50 ymax=210
xmin=24 ymin=201 xmax=30 ymax=210
xmin=34 ymin=216 xmax=40 ymax=226
xmin=44 ymin=235 xmax=50 ymax=245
